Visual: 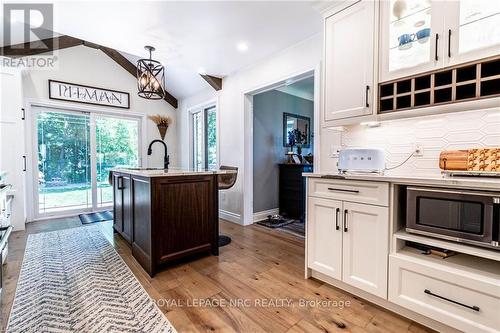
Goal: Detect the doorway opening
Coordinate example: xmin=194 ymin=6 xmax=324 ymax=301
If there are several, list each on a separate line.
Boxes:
xmin=251 ymin=76 xmax=314 ymax=237
xmin=33 ymin=106 xmax=141 ymax=219
xmin=242 ymin=65 xmax=320 ymax=232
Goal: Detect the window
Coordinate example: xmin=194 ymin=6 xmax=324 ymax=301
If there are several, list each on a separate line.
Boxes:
xmin=190 ymin=104 xmax=217 ymax=169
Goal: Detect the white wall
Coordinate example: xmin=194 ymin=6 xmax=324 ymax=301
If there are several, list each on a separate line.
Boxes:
xmin=178 ymin=33 xmax=322 ymax=224
xmin=320 ymin=107 xmax=500 ymax=175
xmin=22 ymin=45 xmax=178 ymax=169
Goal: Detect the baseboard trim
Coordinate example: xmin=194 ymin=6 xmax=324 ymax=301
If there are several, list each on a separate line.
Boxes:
xmin=253 ymin=208 xmax=279 ymax=223
xmin=219 ymin=209 xmax=242 ymax=225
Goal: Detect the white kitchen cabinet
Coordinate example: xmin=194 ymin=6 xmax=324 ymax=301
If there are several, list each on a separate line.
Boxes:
xmin=342 ymin=201 xmax=389 ymax=298
xmin=380 ymin=0 xmax=500 ymax=82
xmin=323 ymin=0 xmax=376 ymax=122
xmin=307 ymin=197 xmax=343 ymax=279
xmin=379 ymin=0 xmax=446 ymax=81
xmin=306 ymin=179 xmax=389 ymax=298
xmin=445 ymin=0 xmax=500 ymax=66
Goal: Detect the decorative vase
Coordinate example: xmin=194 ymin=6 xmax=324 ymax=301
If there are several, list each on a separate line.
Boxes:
xmin=157 ymin=124 xmax=168 ymax=140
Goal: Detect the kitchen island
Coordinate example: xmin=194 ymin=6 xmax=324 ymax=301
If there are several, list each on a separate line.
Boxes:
xmin=110 ymin=168 xmax=236 ymax=276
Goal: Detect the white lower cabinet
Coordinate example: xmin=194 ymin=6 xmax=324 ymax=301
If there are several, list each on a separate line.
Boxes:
xmin=307 ymin=179 xmax=389 ymax=298
xmin=342 ymin=202 xmax=388 ymax=298
xmin=389 ymin=255 xmax=500 ymax=333
xmin=307 ymin=197 xmax=343 ymax=279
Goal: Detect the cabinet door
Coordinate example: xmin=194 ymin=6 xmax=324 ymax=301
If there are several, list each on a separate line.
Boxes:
xmin=445 ymin=0 xmax=500 ymax=66
xmin=122 ymin=175 xmax=133 ymax=243
xmin=113 ymin=174 xmax=123 ymax=233
xmin=379 ymin=0 xmax=447 ymax=82
xmin=342 ymin=202 xmax=389 ymax=298
xmin=307 ymin=197 xmax=343 ymax=280
xmin=324 ymin=0 xmax=375 ymax=121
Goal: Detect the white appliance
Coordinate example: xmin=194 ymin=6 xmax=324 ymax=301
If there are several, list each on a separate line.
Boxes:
xmin=338 ymin=148 xmax=386 ymax=173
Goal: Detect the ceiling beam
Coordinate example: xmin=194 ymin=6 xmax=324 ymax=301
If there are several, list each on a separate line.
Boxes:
xmin=0 ymin=35 xmax=83 ymax=58
xmin=1 ymin=35 xmax=178 ymax=109
xmin=200 ymin=74 xmax=222 ymax=91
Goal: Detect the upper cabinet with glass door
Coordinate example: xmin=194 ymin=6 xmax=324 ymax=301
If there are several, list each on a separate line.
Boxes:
xmin=380 ymin=0 xmax=500 ymax=82
xmin=380 ymin=0 xmax=445 ymax=81
xmin=447 ymin=0 xmax=500 ymax=65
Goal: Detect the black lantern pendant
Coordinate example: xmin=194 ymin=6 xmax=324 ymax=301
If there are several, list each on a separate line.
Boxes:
xmin=137 ymin=46 xmax=165 ymax=100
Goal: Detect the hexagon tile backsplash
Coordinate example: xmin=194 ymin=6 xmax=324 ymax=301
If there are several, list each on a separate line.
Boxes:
xmin=340 ymin=108 xmax=500 ymax=176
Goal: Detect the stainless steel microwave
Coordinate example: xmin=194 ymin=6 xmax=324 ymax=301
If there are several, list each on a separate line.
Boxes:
xmin=406 ymin=187 xmax=500 ymax=250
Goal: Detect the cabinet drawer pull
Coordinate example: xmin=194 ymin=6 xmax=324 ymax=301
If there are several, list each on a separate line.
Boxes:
xmin=365 ymin=85 xmax=370 ymax=108
xmin=327 ymin=187 xmax=360 ymax=194
xmin=424 ymin=289 xmax=479 ymax=312
xmin=435 ymin=33 xmax=439 ymax=61
xmin=343 ymin=209 xmax=348 ymax=232
xmin=447 ymin=29 xmax=451 ymax=58
xmin=22 ymin=155 xmax=27 ymax=172
xmin=335 ymin=208 xmax=340 ymax=230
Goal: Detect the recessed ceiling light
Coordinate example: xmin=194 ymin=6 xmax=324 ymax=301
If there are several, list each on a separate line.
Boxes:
xmin=237 ymin=42 xmax=248 ymax=52
xmin=198 ymin=67 xmax=207 ymax=75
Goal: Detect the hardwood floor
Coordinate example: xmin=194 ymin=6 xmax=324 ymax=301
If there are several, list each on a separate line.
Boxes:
xmin=0 ymin=218 xmax=435 ymax=333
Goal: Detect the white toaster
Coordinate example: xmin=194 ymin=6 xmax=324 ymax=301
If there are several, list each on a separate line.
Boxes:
xmin=338 ymin=148 xmax=386 ymax=173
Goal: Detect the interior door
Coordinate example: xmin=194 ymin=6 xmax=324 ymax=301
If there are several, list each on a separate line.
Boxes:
xmin=342 ymin=201 xmax=389 ymax=298
xmin=324 ymin=0 xmax=375 ymax=121
xmin=307 ymin=197 xmax=343 ymax=280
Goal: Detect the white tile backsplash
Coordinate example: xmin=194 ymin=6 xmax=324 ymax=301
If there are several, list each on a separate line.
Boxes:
xmin=325 ymin=107 xmax=500 ymax=176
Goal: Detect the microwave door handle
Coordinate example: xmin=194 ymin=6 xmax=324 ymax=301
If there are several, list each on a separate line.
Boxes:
xmin=407 ymin=187 xmax=499 ymax=198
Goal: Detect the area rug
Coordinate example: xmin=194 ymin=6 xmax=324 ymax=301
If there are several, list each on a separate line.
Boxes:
xmin=7 ymin=225 xmax=176 ymax=333
xmin=79 ymin=211 xmax=113 ymax=224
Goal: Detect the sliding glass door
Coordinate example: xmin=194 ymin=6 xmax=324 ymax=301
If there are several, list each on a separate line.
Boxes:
xmin=34 ymin=107 xmax=140 ymax=218
xmin=37 ymin=111 xmax=92 ymax=214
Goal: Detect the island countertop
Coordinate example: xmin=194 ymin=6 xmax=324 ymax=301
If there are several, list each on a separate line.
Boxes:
xmin=111 ymin=167 xmax=237 ymax=178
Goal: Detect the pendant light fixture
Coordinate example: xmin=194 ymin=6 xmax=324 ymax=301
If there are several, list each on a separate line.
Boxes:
xmin=137 ymin=45 xmax=165 ymax=100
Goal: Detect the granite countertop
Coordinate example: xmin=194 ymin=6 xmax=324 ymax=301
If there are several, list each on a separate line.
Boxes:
xmin=111 ymin=167 xmax=237 ymax=178
xmin=303 ymin=172 xmax=500 ymax=191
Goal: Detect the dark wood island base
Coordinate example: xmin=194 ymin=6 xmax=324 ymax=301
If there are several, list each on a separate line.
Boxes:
xmin=111 ymin=169 xmax=226 ymax=276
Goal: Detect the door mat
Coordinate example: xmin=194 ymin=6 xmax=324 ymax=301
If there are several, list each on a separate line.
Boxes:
xmin=256 ymin=217 xmax=295 ymax=228
xmin=279 ymin=220 xmax=305 ymax=238
xmin=79 ymin=211 xmax=113 ymax=224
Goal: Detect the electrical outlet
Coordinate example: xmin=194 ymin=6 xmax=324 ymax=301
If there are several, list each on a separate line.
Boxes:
xmin=414 ymin=144 xmax=424 ymax=157
xmin=330 ymin=145 xmax=341 ymax=158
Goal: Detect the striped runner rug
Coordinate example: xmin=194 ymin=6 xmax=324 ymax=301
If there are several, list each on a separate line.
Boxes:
xmin=7 ymin=225 xmax=176 ymax=333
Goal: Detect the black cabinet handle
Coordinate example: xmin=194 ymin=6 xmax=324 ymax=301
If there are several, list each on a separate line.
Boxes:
xmin=435 ymin=33 xmax=439 ymax=61
xmin=448 ymin=29 xmax=451 ymax=58
xmin=424 ymin=289 xmax=479 ymax=312
xmin=21 ymin=108 xmax=25 ymax=120
xmin=365 ymin=85 xmax=370 ymax=108
xmin=22 ymin=155 xmax=26 ymax=172
xmin=328 ymin=187 xmax=360 ymax=194
xmin=343 ymin=209 xmax=348 ymax=232
xmin=335 ymin=208 xmax=340 ymax=230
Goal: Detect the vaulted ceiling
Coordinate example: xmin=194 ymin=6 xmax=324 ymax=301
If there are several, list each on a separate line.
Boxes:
xmin=1 ymin=1 xmax=322 ymax=100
